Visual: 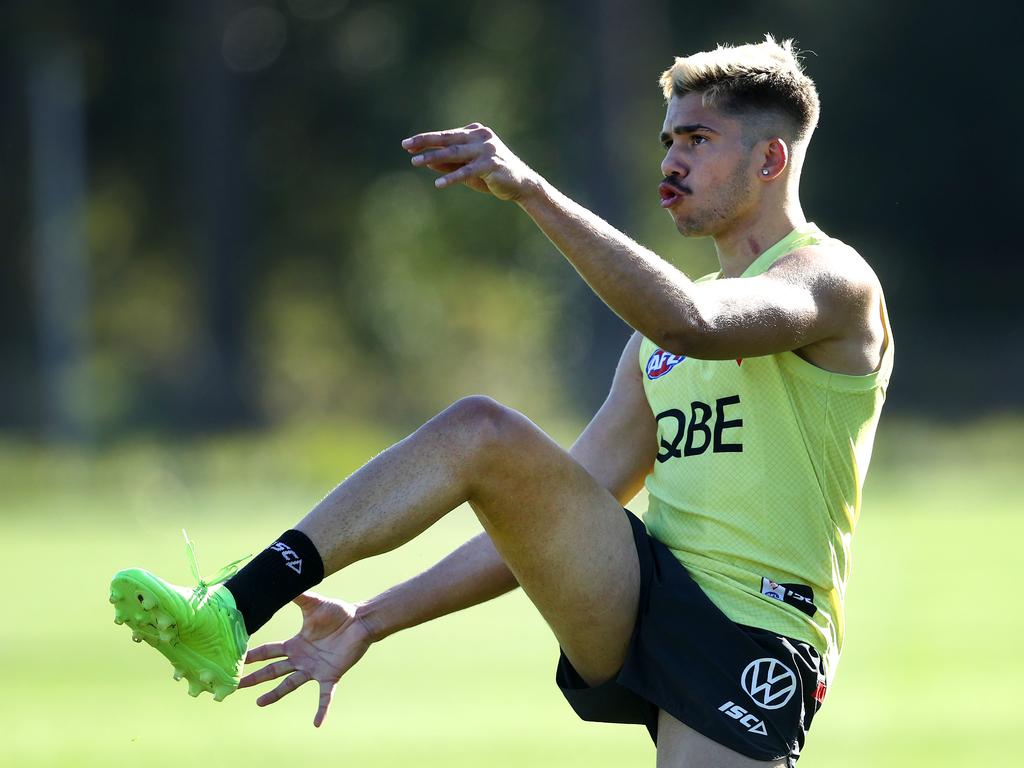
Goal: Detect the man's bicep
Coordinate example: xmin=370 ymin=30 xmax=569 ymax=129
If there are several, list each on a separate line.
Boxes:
xmin=676 ymin=255 xmax=856 ymax=360
xmin=570 ymin=332 xmax=657 ymax=505
xmin=686 ymin=274 xmax=823 ymax=359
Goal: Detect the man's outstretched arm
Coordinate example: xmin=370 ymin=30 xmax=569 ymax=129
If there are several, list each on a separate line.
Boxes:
xmin=356 ymin=531 xmax=514 ymax=642
xmin=402 ymin=125 xmax=870 ymax=362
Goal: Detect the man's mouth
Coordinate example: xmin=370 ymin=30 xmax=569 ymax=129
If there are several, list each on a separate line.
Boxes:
xmin=659 ymin=181 xmax=688 ymax=208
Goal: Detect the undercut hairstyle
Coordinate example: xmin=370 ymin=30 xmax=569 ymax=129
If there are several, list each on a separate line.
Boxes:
xmin=659 ymin=35 xmax=820 ymax=144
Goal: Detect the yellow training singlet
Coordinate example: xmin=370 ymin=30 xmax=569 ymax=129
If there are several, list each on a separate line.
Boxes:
xmin=639 ymin=222 xmax=893 ymax=680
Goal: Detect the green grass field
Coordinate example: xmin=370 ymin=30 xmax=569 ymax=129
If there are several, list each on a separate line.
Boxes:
xmin=2 ymin=417 xmax=1021 ymax=766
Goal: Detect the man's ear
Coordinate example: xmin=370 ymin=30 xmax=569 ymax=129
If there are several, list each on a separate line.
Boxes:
xmin=758 ymin=137 xmax=790 ymax=180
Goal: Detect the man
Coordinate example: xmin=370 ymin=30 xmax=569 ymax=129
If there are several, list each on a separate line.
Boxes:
xmin=111 ymin=36 xmax=892 ymax=766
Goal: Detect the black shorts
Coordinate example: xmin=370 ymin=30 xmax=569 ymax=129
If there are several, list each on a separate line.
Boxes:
xmin=556 ymin=510 xmax=827 ymax=765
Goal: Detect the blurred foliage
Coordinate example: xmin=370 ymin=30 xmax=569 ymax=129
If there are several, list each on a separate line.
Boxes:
xmin=0 ymin=415 xmax=589 ymax=521
xmin=0 ymin=0 xmax=1020 ymax=440
xmin=3 ymin=412 xmax=1020 ymax=518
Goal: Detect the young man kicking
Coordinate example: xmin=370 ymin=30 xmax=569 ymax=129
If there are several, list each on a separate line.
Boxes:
xmin=110 ymin=36 xmax=893 ymax=766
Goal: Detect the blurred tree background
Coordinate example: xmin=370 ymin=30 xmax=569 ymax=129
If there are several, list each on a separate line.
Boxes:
xmin=5 ymin=4 xmax=1024 ymax=766
xmin=1 ymin=0 xmax=1020 ymax=442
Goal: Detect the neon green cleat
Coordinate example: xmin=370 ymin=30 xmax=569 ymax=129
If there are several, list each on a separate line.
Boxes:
xmin=109 ymin=532 xmax=250 ymax=702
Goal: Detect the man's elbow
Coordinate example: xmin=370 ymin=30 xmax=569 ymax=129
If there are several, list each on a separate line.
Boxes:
xmin=652 ymin=313 xmax=716 ymax=358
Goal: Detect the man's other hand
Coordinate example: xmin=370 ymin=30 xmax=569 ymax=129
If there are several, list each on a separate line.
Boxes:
xmin=239 ymin=592 xmax=373 ymax=727
xmin=402 ymin=123 xmax=539 ymax=200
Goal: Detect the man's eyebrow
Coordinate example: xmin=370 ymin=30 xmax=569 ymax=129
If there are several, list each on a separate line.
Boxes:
xmin=659 ymin=123 xmax=719 ymax=143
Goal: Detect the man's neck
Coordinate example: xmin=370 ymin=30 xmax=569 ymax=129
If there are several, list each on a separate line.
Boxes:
xmin=712 ymin=200 xmax=807 ymax=278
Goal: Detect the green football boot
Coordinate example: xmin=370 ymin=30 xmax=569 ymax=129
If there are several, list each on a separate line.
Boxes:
xmin=109 ymin=531 xmax=250 ymax=701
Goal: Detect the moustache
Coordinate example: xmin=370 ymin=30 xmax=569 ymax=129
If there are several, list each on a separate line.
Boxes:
xmin=661 ymin=176 xmax=692 ymax=195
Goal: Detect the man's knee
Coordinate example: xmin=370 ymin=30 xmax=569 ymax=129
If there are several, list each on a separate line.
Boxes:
xmin=443 ymin=395 xmax=532 ymax=453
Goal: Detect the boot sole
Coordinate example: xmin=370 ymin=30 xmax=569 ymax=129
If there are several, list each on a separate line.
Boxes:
xmin=110 ymin=568 xmax=237 ymax=702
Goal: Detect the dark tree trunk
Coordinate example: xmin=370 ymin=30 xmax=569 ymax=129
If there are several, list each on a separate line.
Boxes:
xmin=181 ymin=0 xmax=251 ymax=428
xmin=564 ymin=0 xmax=672 ymax=412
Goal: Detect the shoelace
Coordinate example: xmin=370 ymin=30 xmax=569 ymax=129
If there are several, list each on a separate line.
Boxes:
xmin=182 ymin=529 xmax=251 ymax=605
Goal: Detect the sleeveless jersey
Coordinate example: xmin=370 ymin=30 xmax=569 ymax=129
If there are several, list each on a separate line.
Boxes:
xmin=639 ymin=222 xmax=893 ymax=680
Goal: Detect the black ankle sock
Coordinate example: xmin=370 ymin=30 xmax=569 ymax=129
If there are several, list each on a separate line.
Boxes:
xmin=224 ymin=529 xmax=325 ymax=635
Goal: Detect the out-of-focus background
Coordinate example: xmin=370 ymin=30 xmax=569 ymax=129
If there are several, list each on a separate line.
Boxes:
xmin=2 ymin=1 xmax=1021 ymax=766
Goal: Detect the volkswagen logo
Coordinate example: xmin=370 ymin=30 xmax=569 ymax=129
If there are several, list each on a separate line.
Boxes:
xmin=741 ymin=658 xmax=797 ymax=710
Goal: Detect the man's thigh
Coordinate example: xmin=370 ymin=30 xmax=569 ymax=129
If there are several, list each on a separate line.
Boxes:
xmin=465 ymin=402 xmax=640 ymax=687
xmin=656 ymin=711 xmax=788 ymax=768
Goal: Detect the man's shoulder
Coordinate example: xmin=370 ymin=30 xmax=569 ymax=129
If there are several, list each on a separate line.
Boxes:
xmin=766 ymin=239 xmax=888 ymax=372
xmin=767 ymin=239 xmax=882 ymax=311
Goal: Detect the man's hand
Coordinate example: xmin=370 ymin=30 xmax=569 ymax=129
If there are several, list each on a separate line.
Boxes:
xmin=402 ymin=123 xmax=539 ymax=199
xmin=238 ymin=592 xmax=373 ymax=727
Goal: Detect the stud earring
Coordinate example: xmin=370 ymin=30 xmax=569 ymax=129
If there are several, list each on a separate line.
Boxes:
xmin=761 ymin=168 xmax=770 ymax=176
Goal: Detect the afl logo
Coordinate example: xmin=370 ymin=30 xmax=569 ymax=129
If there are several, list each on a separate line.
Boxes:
xmin=646 ymin=348 xmax=686 ymax=380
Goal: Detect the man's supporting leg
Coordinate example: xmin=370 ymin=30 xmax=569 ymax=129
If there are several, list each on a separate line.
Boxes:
xmin=656 ymin=711 xmax=788 ymax=768
xmin=239 ymin=395 xmax=641 ymax=684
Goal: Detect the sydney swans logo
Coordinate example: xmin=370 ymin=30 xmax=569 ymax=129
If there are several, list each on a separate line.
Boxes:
xmin=741 ymin=658 xmax=797 ymax=710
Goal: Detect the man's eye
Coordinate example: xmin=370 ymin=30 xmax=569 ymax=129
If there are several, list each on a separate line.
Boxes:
xmin=691 ymin=135 xmax=708 ymax=145
xmin=662 ymin=140 xmax=672 ymax=149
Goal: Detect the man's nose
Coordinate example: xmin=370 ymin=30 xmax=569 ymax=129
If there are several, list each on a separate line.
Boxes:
xmin=661 ymin=151 xmax=688 ymax=180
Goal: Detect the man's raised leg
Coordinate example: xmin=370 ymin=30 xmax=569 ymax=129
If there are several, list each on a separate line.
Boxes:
xmin=288 ymin=394 xmax=640 ymax=684
xmin=111 ymin=394 xmax=640 ymax=698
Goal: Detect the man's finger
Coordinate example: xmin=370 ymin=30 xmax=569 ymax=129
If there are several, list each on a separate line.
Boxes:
xmin=313 ymin=681 xmax=336 ymax=728
xmin=435 ymin=158 xmax=491 ymax=189
xmin=245 ymin=642 xmax=287 ymax=664
xmin=256 ymin=670 xmax=308 ymax=707
xmin=425 ymin=162 xmax=461 ymax=174
xmin=411 ymin=143 xmax=482 ymax=168
xmin=238 ymin=659 xmax=295 ymax=688
xmin=401 ymin=129 xmax=479 ymax=152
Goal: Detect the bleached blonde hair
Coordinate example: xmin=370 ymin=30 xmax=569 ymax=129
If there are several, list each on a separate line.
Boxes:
xmin=659 ymin=35 xmax=820 ymax=143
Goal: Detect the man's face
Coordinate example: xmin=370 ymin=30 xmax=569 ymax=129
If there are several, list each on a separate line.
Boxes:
xmin=658 ymin=93 xmax=759 ymax=238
